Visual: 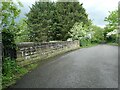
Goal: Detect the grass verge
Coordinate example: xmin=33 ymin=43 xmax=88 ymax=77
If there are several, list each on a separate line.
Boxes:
xmin=2 ymin=63 xmax=38 ymax=90
xmin=80 ymin=43 xmax=99 ymax=48
xmin=107 ymin=42 xmax=119 ymax=46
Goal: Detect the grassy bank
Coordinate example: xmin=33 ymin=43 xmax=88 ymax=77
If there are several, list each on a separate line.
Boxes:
xmin=2 ymin=61 xmax=38 ymax=89
xmin=107 ymin=42 xmax=119 ymax=46
xmin=80 ymin=43 xmax=99 ymax=48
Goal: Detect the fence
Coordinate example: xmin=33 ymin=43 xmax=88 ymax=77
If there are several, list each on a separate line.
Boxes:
xmin=16 ymin=41 xmax=80 ymax=66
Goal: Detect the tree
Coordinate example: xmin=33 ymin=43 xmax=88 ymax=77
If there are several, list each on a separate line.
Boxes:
xmin=69 ymin=21 xmax=105 ymax=46
xmin=27 ymin=0 xmax=89 ymax=42
xmin=104 ymin=10 xmax=118 ymax=28
xmin=69 ymin=22 xmax=94 ymax=46
xmin=104 ymin=10 xmax=118 ymax=43
xmin=27 ymin=2 xmax=56 ymax=42
xmin=1 ymin=0 xmax=22 ymax=59
xmin=69 ymin=22 xmax=86 ymax=40
xmin=54 ymin=1 xmax=89 ymax=40
xmin=90 ymin=25 xmax=104 ymax=43
xmin=1 ymin=0 xmax=24 ymax=87
xmin=15 ymin=18 xmax=30 ymax=43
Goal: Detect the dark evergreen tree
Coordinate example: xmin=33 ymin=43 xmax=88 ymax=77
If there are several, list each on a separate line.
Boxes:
xmin=27 ymin=2 xmax=56 ymax=42
xmin=27 ymin=0 xmax=89 ymax=42
xmin=55 ymin=2 xmax=89 ymax=40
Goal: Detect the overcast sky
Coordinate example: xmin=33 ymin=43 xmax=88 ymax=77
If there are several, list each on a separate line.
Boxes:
xmin=19 ymin=0 xmax=119 ymax=28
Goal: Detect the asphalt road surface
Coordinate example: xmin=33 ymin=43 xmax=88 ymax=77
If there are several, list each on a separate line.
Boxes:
xmin=11 ymin=45 xmax=118 ymax=88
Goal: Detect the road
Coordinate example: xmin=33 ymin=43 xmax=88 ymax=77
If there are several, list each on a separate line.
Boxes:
xmin=11 ymin=45 xmax=118 ymax=88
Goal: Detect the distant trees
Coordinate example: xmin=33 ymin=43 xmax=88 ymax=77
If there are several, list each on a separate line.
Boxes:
xmin=27 ymin=1 xmax=89 ymax=42
xmin=89 ymin=25 xmax=104 ymax=43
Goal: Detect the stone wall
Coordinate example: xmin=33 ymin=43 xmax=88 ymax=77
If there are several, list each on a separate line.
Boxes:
xmin=16 ymin=41 xmax=80 ymax=66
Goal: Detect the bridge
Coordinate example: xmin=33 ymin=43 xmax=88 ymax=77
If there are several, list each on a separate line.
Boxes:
xmin=9 ymin=41 xmax=118 ymax=88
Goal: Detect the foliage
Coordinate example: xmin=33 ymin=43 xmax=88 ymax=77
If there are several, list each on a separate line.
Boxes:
xmin=107 ymin=42 xmax=119 ymax=46
xmin=104 ymin=10 xmax=118 ymax=43
xmin=1 ymin=0 xmax=28 ymax=89
xmin=2 ymin=57 xmax=21 ymax=86
xmin=104 ymin=10 xmax=118 ymax=27
xmin=26 ymin=2 xmax=55 ymax=42
xmin=53 ymin=1 xmax=89 ymax=40
xmin=15 ymin=18 xmax=30 ymax=43
xmin=69 ymin=22 xmax=85 ymax=40
xmin=1 ymin=1 xmax=22 ymax=59
xmin=90 ymin=25 xmax=104 ymax=43
xmin=118 ymin=2 xmax=120 ymax=25
xmin=69 ymin=22 xmax=94 ymax=46
xmin=69 ymin=21 xmax=105 ymax=46
xmin=2 ymin=57 xmax=38 ymax=88
xmin=27 ymin=1 xmax=89 ymax=42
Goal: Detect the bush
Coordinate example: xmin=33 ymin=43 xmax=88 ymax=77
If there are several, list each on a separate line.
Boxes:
xmin=3 ymin=57 xmax=18 ymax=75
xmin=80 ymin=38 xmax=91 ymax=47
xmin=2 ymin=57 xmax=28 ymax=87
xmin=2 ymin=57 xmax=38 ymax=88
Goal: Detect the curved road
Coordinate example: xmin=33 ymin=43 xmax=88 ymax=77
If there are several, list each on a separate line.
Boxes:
xmin=12 ymin=45 xmax=118 ymax=88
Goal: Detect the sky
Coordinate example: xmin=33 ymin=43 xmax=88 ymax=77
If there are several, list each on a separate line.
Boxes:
xmin=18 ymin=0 xmax=119 ymax=28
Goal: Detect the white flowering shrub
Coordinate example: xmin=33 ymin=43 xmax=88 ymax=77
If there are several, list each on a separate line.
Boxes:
xmin=69 ymin=22 xmax=93 ymax=46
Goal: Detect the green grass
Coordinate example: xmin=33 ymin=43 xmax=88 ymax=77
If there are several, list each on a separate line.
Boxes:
xmin=80 ymin=43 xmax=99 ymax=48
xmin=2 ymin=62 xmax=38 ymax=89
xmin=107 ymin=42 xmax=119 ymax=46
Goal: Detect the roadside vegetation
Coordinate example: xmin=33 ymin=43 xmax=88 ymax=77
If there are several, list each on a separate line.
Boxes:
xmin=1 ymin=0 xmax=119 ymax=89
xmin=104 ymin=9 xmax=119 ymax=46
